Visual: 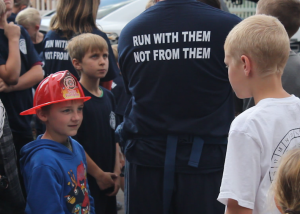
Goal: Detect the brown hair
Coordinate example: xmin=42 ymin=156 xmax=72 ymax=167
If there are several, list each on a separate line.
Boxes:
xmin=50 ymin=0 xmax=100 ymax=40
xmin=273 ymin=149 xmax=300 ymax=214
xmin=225 ymin=15 xmax=290 ymax=77
xmin=14 ymin=0 xmax=30 ymax=7
xmin=257 ymin=0 xmax=300 ymax=38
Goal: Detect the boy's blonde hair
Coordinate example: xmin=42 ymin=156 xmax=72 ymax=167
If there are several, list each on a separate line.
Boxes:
xmin=16 ymin=8 xmax=41 ymax=27
xmin=66 ymin=33 xmax=108 ymax=75
xmin=0 ymin=0 xmax=5 ymax=16
xmin=225 ymin=15 xmax=290 ymax=76
xmin=111 ymin=44 xmax=118 ymax=62
xmin=257 ymin=0 xmax=300 ymax=38
xmin=272 ymin=149 xmax=300 ymax=213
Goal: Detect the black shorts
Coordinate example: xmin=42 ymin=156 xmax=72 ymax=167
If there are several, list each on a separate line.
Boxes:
xmin=124 ymin=161 xmax=225 ymax=214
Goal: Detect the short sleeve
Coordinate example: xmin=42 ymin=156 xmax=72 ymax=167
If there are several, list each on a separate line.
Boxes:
xmin=20 ymin=26 xmax=42 ymax=67
xmin=218 ymin=131 xmax=261 ymax=210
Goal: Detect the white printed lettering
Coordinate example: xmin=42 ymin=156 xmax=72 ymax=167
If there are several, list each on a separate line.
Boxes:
xmin=182 ymin=32 xmax=189 ymax=42
xmin=133 ymin=36 xmax=138 ymax=46
xmin=182 ymin=48 xmax=211 ymax=59
xmin=203 ymin=31 xmax=211 ymax=42
xmin=45 ymin=40 xmax=54 ymax=48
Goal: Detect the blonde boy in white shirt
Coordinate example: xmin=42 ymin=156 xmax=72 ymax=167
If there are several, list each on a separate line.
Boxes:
xmin=218 ymin=15 xmax=300 ymax=214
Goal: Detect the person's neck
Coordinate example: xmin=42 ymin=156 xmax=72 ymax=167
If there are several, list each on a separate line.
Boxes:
xmin=12 ymin=7 xmax=19 ymax=14
xmin=251 ymin=73 xmax=290 ymax=105
xmin=31 ymin=32 xmax=44 ymax=44
xmin=80 ymin=74 xmax=102 ymax=97
xmin=42 ymin=129 xmax=69 ymax=144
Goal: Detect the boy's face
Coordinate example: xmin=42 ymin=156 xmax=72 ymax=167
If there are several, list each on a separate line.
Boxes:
xmin=79 ymin=49 xmax=109 ymax=79
xmin=3 ymin=0 xmax=13 ymax=12
xmin=23 ymin=25 xmax=37 ymax=38
xmin=43 ymin=100 xmax=84 ymax=138
xmin=225 ymin=52 xmax=249 ymax=99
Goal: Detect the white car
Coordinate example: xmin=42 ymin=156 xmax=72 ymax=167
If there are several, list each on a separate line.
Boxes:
xmin=40 ymin=0 xmax=149 ymax=44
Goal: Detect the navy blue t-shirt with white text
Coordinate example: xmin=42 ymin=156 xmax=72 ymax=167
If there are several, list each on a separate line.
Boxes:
xmin=118 ymin=0 xmax=241 ymax=138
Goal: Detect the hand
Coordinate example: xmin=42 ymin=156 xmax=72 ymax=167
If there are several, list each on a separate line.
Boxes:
xmin=95 ymin=171 xmax=117 ymax=190
xmin=2 ymin=13 xmax=20 ymax=41
xmin=0 ymin=78 xmax=12 ymax=92
xmin=106 ymin=172 xmax=120 ymax=196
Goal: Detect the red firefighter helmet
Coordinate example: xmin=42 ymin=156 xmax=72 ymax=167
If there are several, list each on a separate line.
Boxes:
xmin=20 ymin=71 xmax=91 ymax=115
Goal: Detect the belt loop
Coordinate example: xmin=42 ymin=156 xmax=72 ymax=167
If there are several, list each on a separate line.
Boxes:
xmin=188 ymin=136 xmax=204 ymax=168
xmin=163 ymin=135 xmax=178 ymax=214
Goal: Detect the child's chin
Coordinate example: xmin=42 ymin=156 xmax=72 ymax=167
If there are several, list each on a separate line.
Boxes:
xmin=68 ymin=130 xmax=78 ymax=137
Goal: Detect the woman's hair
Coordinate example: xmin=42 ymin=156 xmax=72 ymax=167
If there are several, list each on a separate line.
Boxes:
xmin=50 ymin=0 xmax=100 ymax=39
xmin=273 ymin=149 xmax=300 ymax=214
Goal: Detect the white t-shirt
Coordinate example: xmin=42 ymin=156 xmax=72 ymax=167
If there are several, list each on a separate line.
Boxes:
xmin=218 ymin=95 xmax=300 ymax=214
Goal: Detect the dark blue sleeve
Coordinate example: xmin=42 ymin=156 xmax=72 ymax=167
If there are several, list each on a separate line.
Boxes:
xmin=94 ymin=30 xmax=118 ymax=82
xmin=21 ymin=26 xmax=42 ymax=67
xmin=26 ymin=166 xmax=65 ymax=214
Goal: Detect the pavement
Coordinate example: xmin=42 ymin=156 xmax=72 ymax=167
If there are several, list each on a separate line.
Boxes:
xmin=117 ymin=190 xmax=125 ymax=214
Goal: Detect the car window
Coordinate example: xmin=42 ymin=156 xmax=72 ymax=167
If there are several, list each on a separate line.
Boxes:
xmin=97 ymin=0 xmax=135 ymax=19
xmin=100 ymin=0 xmax=132 ymax=7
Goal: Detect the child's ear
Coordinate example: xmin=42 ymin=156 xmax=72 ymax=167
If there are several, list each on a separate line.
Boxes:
xmin=241 ymin=55 xmax=252 ymax=77
xmin=36 ymin=109 xmax=48 ymax=123
xmin=72 ymin=59 xmax=82 ymax=71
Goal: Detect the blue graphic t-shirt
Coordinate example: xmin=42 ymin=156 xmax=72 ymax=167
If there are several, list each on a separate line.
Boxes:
xmin=41 ymin=28 xmax=118 ymax=81
xmin=20 ymin=136 xmax=95 ymax=214
xmin=0 ymin=26 xmax=41 ymax=135
xmin=118 ymin=0 xmax=241 ymax=138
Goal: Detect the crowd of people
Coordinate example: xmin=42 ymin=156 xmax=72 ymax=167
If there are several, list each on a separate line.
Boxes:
xmin=1 ymin=0 xmax=300 ymax=214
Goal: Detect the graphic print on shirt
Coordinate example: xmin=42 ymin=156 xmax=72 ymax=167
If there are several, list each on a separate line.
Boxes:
xmin=65 ymin=162 xmax=90 ymax=214
xmin=270 ymin=128 xmax=300 ymax=182
xmin=19 ymin=39 xmax=27 ymax=55
xmin=110 ymin=111 xmax=116 ymax=130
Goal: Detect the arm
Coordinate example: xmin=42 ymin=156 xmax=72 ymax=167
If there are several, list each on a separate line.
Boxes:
xmin=218 ymin=131 xmax=261 ymax=212
xmin=226 ymin=199 xmax=252 ymax=214
xmin=85 ymin=152 xmax=117 ymax=190
xmin=0 ymin=64 xmax=43 ymax=92
xmin=0 ymin=13 xmax=21 ymax=85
